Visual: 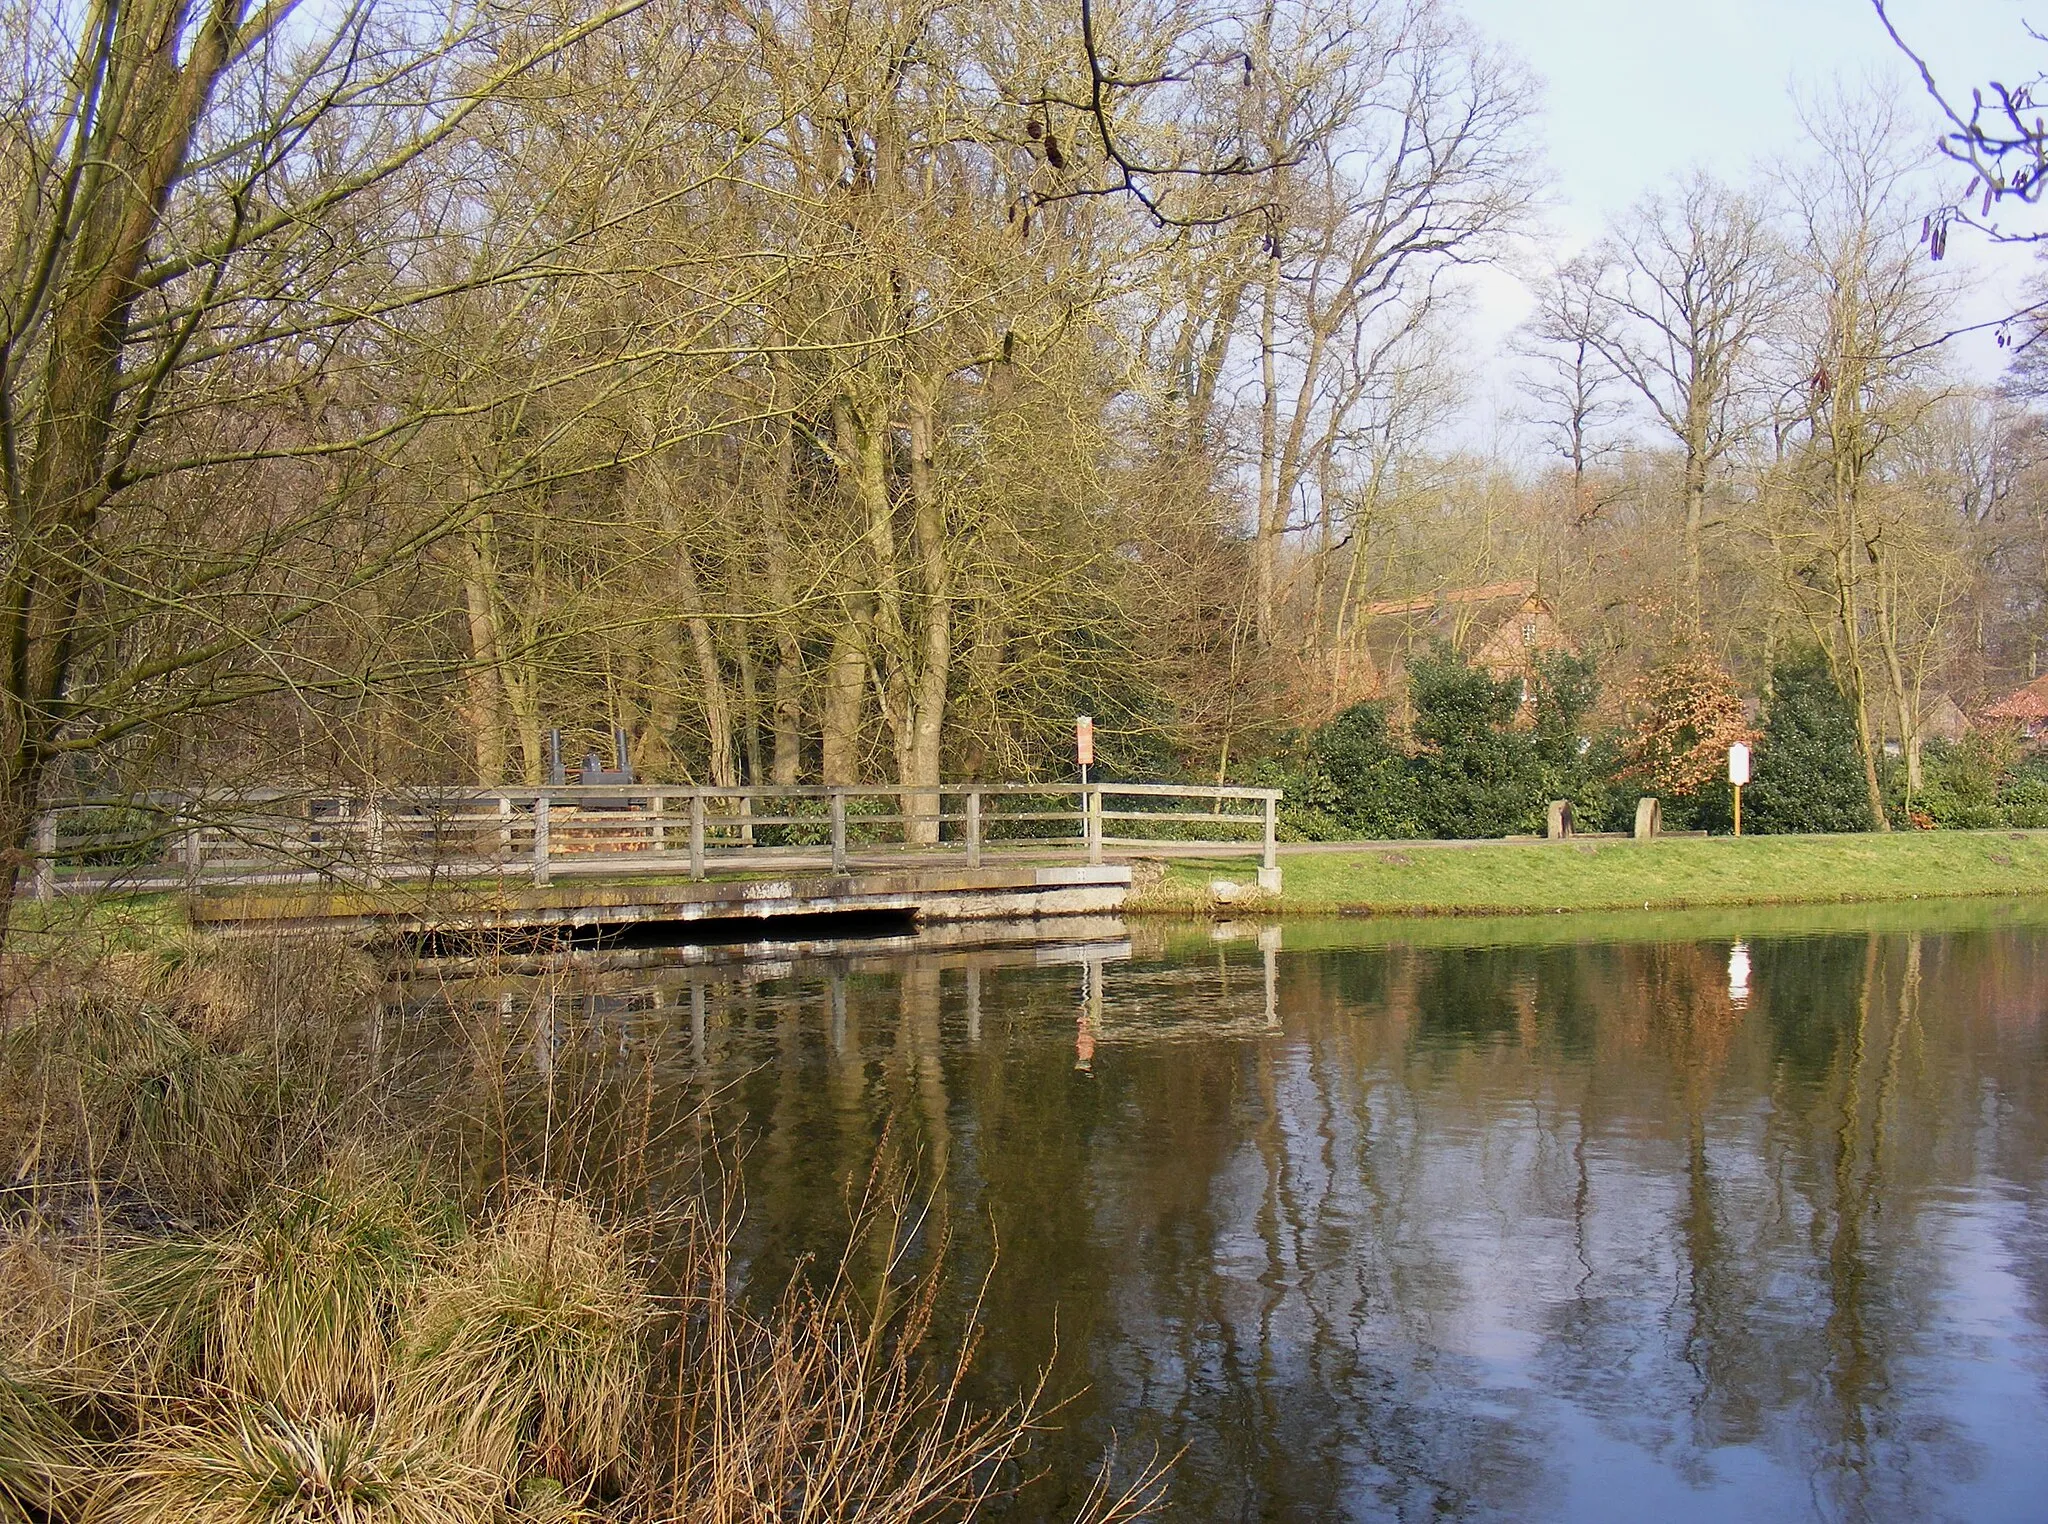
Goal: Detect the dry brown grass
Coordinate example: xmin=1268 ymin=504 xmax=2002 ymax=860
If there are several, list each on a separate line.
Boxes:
xmin=395 ymin=1190 xmax=646 ymax=1488
xmin=0 ymin=937 xmax=1168 ymax=1524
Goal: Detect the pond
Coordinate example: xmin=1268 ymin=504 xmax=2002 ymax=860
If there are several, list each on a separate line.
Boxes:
xmin=395 ymin=901 xmax=2048 ymax=1523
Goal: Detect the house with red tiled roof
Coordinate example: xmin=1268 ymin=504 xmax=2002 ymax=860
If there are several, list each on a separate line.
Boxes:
xmin=1982 ymin=674 xmax=2048 ymax=741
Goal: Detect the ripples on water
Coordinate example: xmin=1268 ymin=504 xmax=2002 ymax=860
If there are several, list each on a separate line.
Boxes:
xmin=389 ymin=905 xmax=2048 ymax=1523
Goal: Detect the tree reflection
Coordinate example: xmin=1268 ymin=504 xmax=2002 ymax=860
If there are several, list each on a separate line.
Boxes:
xmin=382 ymin=916 xmax=2048 ymax=1522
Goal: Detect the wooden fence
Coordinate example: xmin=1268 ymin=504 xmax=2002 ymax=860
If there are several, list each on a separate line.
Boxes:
xmin=24 ymin=783 xmax=1284 ymax=896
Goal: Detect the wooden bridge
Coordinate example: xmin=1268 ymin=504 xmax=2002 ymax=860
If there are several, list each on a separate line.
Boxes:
xmin=26 ymin=782 xmax=1283 ymax=938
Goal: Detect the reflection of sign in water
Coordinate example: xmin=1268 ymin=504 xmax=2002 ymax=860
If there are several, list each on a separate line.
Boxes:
xmin=1728 ymin=940 xmax=1751 ymax=1007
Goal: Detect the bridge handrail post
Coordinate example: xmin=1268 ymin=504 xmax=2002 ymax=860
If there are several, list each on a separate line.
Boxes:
xmin=31 ymin=811 xmax=55 ymax=900
xmin=1086 ymin=785 xmax=1102 ymax=866
xmin=1263 ymin=793 xmax=1277 ymax=872
xmin=830 ymin=789 xmax=847 ymax=875
xmin=689 ymin=792 xmax=705 ymax=880
xmin=179 ymin=806 xmax=203 ymax=888
xmin=965 ymin=790 xmax=981 ymax=869
xmin=497 ymin=794 xmax=512 ymax=862
xmin=531 ymin=795 xmax=551 ymax=887
xmin=363 ymin=793 xmax=386 ymax=880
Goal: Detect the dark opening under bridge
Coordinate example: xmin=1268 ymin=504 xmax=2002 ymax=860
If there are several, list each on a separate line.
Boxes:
xmin=25 ymin=783 xmax=1283 ymax=940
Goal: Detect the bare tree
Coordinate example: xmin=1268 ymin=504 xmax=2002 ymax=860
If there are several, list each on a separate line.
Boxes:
xmin=1581 ymin=172 xmax=1787 ymax=629
xmin=1512 ymin=255 xmax=1629 ymax=515
xmin=1766 ymin=94 xmax=1952 ymax=830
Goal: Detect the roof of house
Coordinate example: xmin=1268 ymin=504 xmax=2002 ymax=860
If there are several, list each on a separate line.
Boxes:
xmin=1919 ymin=692 xmax=1971 ymax=739
xmin=1983 ymin=674 xmax=2048 ymax=720
xmin=1360 ymin=579 xmax=1542 ymax=620
xmin=1355 ymin=581 xmax=1576 ymax=700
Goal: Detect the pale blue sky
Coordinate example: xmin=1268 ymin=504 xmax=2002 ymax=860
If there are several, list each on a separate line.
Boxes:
xmin=1455 ymin=0 xmax=2040 ymax=442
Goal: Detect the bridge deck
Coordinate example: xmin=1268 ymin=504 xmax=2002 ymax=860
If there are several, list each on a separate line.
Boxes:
xmin=191 ymin=861 xmax=1135 ymax=939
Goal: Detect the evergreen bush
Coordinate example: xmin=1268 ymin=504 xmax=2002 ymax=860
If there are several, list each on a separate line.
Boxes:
xmin=1407 ymin=647 xmax=1544 ymax=839
xmin=1747 ymin=650 xmax=1876 ymax=834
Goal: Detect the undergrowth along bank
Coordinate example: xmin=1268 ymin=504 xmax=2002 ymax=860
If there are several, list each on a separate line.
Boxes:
xmin=1131 ymin=831 xmax=2048 ymax=916
xmin=0 ymin=937 xmax=1165 ymax=1523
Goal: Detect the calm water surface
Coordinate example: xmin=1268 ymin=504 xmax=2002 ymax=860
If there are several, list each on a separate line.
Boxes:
xmin=404 ymin=905 xmax=2048 ymax=1523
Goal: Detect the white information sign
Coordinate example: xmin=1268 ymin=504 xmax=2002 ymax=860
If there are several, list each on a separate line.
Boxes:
xmin=1728 ymin=742 xmax=1751 ymax=787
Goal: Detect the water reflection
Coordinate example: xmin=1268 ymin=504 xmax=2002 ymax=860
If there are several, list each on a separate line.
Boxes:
xmin=388 ymin=910 xmax=2048 ymax=1523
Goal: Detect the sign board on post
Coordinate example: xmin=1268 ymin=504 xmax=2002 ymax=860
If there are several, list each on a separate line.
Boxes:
xmin=1729 ymin=741 xmax=1751 ymax=836
xmin=1076 ymin=715 xmax=1095 ymax=772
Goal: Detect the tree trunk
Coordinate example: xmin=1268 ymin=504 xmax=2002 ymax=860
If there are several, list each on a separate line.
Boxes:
xmin=460 ymin=519 xmax=511 ymax=785
xmin=0 ymin=0 xmax=254 ymax=927
xmin=828 ymin=388 xmax=900 ymax=786
xmin=1253 ymin=249 xmax=1281 ymax=648
xmin=1683 ymin=444 xmax=1707 ymax=632
xmin=679 ymin=560 xmax=737 ymax=789
xmin=820 ymin=613 xmax=869 ymax=784
xmin=761 ymin=412 xmax=805 ymax=785
xmin=737 ymin=635 xmax=765 ymax=785
xmin=901 ymin=372 xmax=950 ymax=845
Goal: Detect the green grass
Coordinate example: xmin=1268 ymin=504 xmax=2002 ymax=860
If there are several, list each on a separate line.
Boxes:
xmin=1133 ymin=830 xmax=2048 ymax=917
xmin=1143 ymin=898 xmax=2048 ymax=960
xmin=4 ymin=892 xmax=186 ymax=957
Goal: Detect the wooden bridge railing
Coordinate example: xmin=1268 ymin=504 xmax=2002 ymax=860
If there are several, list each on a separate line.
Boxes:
xmin=22 ymin=783 xmax=1284 ymax=896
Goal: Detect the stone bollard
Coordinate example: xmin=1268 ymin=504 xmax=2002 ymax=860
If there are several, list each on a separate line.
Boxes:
xmin=1546 ymin=799 xmax=1575 ymax=840
xmin=1633 ymin=796 xmax=1661 ymax=842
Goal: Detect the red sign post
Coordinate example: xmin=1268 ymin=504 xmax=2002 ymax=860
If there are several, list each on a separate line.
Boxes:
xmin=1076 ymin=715 xmax=1095 ymax=783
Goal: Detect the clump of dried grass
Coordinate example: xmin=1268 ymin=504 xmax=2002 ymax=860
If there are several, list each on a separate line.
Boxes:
xmin=1 ymin=935 xmax=378 ymax=1228
xmin=111 ymin=1147 xmax=451 ymax=1416
xmin=395 ymin=1190 xmax=646 ymax=1490
xmin=0 ymin=1368 xmax=89 ymax=1523
xmin=93 ymin=1408 xmax=500 ymax=1524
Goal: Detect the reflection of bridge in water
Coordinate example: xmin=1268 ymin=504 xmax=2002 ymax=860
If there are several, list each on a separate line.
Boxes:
xmin=390 ymin=913 xmax=1286 ymax=1075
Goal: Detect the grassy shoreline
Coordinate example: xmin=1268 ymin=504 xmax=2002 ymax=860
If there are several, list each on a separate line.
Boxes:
xmin=1129 ymin=830 xmax=2048 ymax=917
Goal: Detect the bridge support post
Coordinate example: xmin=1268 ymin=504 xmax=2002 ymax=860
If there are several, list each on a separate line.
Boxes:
xmin=965 ymin=791 xmax=981 ymax=869
xmin=532 ymin=795 xmax=551 ymax=887
xmin=689 ymin=792 xmax=705 ymax=880
xmin=1257 ymin=793 xmax=1282 ymax=894
xmin=31 ymin=812 xmax=55 ymax=901
xmin=830 ymin=790 xmax=847 ymax=875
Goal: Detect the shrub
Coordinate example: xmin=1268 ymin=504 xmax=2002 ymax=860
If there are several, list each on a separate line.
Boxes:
xmin=1913 ymin=734 xmax=2008 ymax=829
xmin=1290 ymin=702 xmax=1418 ymax=839
xmin=1530 ymin=652 xmax=1615 ymax=828
xmin=1611 ymin=652 xmax=1746 ymax=832
xmin=1407 ymin=647 xmax=1544 ymax=839
xmin=1747 ymin=649 xmax=1876 ymax=834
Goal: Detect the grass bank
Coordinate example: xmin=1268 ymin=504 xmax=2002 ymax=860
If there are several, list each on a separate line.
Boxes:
xmin=1130 ymin=830 xmax=2048 ymax=917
